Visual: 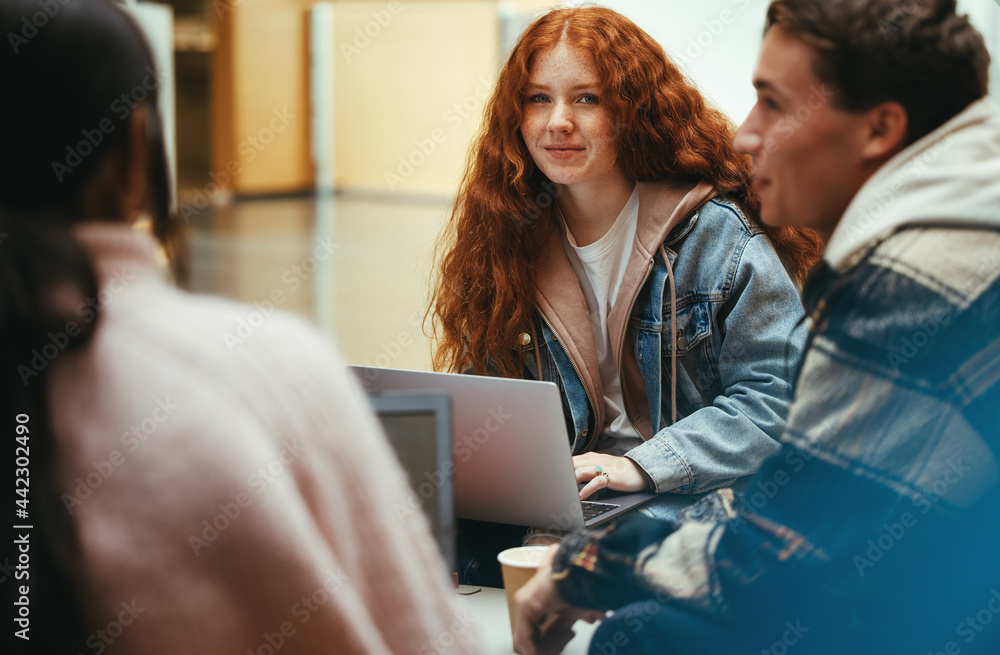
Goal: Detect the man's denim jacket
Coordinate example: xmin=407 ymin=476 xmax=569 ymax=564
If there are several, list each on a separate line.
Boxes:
xmin=520 ymin=181 xmax=808 ymax=503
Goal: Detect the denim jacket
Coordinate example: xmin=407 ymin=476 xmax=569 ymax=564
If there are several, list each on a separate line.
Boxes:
xmin=521 ymin=180 xmax=808 ymax=498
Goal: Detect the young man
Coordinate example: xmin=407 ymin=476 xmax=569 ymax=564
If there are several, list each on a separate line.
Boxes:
xmin=512 ymin=1 xmax=1000 ymax=653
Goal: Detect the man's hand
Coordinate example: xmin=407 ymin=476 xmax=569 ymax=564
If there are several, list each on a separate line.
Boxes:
xmin=572 ymin=453 xmax=649 ymax=500
xmin=512 ymin=545 xmax=604 ymax=654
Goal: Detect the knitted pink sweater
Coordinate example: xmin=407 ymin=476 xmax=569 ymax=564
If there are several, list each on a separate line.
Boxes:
xmin=48 ymin=223 xmax=480 ymax=654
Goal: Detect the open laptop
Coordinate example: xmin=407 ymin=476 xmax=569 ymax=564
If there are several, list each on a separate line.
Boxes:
xmin=366 ymin=390 xmax=456 ymax=572
xmin=350 ymin=366 xmax=655 ymax=530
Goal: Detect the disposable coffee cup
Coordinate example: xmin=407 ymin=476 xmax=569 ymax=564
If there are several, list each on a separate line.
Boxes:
xmin=498 ymin=545 xmax=551 ymax=653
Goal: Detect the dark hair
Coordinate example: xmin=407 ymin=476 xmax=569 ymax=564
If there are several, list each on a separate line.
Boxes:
xmin=0 ymin=1 xmax=178 ymax=651
xmin=766 ymin=0 xmax=991 ymax=144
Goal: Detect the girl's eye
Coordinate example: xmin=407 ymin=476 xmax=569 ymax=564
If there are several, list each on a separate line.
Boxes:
xmin=528 ymin=94 xmax=549 ymax=103
xmin=579 ymin=94 xmax=599 ymax=104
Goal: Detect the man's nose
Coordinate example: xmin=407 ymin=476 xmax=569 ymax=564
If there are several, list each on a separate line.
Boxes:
xmin=732 ymin=119 xmax=762 ymax=157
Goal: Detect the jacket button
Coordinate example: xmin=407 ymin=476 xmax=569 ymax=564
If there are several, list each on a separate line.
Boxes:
xmin=582 ymin=429 xmax=588 ymax=437
xmin=677 ymin=335 xmax=689 ymax=350
xmin=518 ymin=332 xmax=531 ymax=346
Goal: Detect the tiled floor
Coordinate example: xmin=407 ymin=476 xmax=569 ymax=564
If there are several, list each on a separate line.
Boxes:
xmin=183 ymin=192 xmax=452 ymax=372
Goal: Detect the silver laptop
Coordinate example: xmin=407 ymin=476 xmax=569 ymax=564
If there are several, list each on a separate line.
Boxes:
xmin=350 ymin=366 xmax=655 ymax=530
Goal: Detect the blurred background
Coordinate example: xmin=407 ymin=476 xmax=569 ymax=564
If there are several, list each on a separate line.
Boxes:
xmin=144 ymin=0 xmax=1000 ymax=371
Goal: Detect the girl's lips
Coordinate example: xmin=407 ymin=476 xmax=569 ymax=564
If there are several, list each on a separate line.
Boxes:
xmin=545 ymin=147 xmax=585 ymax=160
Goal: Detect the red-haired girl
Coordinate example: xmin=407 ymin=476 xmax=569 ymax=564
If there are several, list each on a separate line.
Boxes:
xmin=430 ymin=6 xmax=821 ymax=584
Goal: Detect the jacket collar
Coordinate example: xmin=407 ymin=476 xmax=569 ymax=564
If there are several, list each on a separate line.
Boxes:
xmin=826 ymin=97 xmax=1000 ymax=271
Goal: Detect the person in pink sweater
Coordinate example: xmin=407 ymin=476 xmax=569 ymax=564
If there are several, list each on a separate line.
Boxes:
xmin=0 ymin=1 xmax=480 ymax=654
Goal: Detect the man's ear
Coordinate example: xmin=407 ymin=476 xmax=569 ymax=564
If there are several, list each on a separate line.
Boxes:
xmin=861 ymin=101 xmax=908 ymax=161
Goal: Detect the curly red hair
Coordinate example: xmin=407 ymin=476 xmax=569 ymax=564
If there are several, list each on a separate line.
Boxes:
xmin=429 ymin=6 xmax=822 ymax=377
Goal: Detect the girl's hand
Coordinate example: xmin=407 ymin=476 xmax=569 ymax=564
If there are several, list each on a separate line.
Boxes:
xmin=572 ymin=453 xmax=649 ymax=500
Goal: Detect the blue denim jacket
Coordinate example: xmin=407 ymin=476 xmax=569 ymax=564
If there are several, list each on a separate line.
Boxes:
xmin=521 ymin=181 xmax=808 ymax=503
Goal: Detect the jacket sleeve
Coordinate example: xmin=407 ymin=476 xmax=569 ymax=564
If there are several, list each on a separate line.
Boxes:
xmin=552 ymin=441 xmax=925 ymax=619
xmin=625 ymin=233 xmax=806 ymax=494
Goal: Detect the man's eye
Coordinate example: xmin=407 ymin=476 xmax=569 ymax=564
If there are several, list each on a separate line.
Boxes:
xmin=761 ymin=97 xmax=780 ymax=111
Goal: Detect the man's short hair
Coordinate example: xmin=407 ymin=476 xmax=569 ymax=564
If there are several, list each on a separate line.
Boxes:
xmin=766 ymin=0 xmax=991 ymax=144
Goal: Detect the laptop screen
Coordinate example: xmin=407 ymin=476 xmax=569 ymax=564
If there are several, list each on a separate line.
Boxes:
xmin=367 ymin=391 xmax=455 ymax=572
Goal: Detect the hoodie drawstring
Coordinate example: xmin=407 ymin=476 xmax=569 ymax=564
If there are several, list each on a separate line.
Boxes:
xmin=659 ymin=244 xmax=678 ymax=425
xmin=529 ymin=246 xmax=676 ymax=422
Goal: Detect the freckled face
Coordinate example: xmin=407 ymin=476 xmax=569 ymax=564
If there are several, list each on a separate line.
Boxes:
xmin=520 ymin=43 xmax=623 ymax=191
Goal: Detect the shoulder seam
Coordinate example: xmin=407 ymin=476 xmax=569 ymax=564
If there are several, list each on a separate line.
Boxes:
xmin=707 ymin=197 xmax=762 ymax=237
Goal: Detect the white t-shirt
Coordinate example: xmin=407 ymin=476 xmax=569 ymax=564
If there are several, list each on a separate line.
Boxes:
xmin=557 ymin=187 xmax=644 ymax=454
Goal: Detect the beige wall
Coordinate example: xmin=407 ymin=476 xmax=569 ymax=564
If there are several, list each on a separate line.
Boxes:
xmin=333 ymin=2 xmax=500 ymax=196
xmin=211 ymin=0 xmax=570 ymax=196
xmin=212 ymin=0 xmax=315 ymax=194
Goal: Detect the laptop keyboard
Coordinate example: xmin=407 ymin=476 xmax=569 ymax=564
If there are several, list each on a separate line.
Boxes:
xmin=581 ymin=501 xmax=620 ymax=521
